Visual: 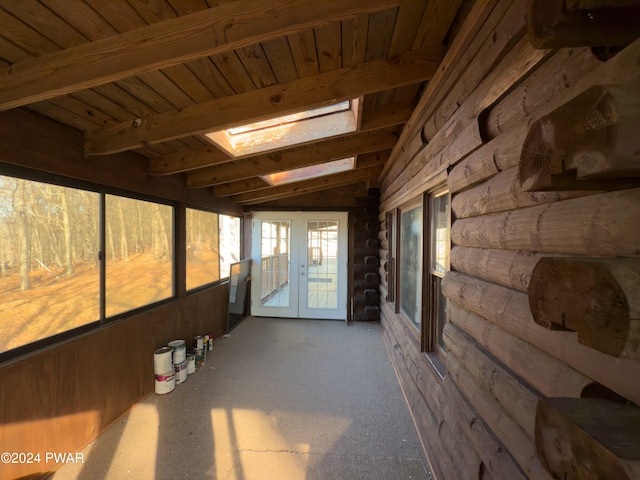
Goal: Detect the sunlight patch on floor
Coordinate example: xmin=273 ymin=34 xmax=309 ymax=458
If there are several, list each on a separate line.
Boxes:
xmin=211 ymin=407 xmax=352 ymax=480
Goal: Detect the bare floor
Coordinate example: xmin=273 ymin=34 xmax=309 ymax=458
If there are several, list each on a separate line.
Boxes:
xmin=52 ymin=317 xmax=432 ymax=480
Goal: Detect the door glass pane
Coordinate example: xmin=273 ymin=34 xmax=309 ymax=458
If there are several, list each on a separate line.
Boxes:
xmin=306 ymin=220 xmax=339 ymax=310
xmin=400 ymin=205 xmax=422 ymax=328
xmin=260 ymin=221 xmax=290 ymax=307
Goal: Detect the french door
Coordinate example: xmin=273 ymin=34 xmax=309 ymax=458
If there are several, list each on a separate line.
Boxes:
xmin=250 ymin=212 xmax=348 ymax=320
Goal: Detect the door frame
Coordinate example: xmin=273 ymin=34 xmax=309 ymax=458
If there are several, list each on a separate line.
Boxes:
xmin=250 ymin=211 xmax=348 ymax=319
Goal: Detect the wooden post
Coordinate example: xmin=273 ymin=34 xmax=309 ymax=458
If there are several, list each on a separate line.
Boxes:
xmin=529 ymin=257 xmax=640 ymax=358
xmin=519 ymin=83 xmax=640 ymax=191
xmin=535 ymin=397 xmax=640 ymax=480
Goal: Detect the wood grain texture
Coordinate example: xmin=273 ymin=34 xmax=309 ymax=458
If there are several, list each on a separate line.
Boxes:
xmin=451 ymin=188 xmax=640 ymax=257
xmin=519 ymin=82 xmax=640 ymax=192
xmin=529 ymin=258 xmax=640 ymax=358
xmin=186 ymin=128 xmax=397 ymax=187
xmin=149 ymin=99 xmax=410 ymax=175
xmin=535 ymin=397 xmax=640 ymax=480
xmin=450 ymin=246 xmax=543 ymax=293
xmin=0 ymin=0 xmax=403 ymax=109
xmin=86 ymin=47 xmax=440 ymax=155
xmin=442 ymin=271 xmax=640 ymax=406
xmin=447 ymin=303 xmax=591 ymax=399
xmin=444 ymin=331 xmax=553 ymax=480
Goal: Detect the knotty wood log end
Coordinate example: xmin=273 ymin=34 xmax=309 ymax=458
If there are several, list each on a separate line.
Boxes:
xmin=535 ymin=397 xmax=640 ymax=480
xmin=519 ymin=83 xmax=640 ymax=192
xmin=529 ymin=258 xmax=631 ymax=356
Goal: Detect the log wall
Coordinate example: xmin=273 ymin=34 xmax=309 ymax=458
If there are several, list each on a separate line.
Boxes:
xmin=378 ymin=1 xmax=640 ymax=479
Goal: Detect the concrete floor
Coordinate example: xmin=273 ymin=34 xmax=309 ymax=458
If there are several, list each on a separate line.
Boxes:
xmin=52 ymin=317 xmax=432 ymax=480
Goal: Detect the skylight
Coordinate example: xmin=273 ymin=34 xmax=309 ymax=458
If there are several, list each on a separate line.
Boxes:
xmin=261 ymin=157 xmax=355 ymax=186
xmin=205 ymin=99 xmax=359 ymax=157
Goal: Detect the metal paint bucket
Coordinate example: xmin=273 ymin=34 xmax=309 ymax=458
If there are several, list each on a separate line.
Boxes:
xmin=167 ymin=339 xmax=186 ymax=364
xmin=153 ymin=346 xmax=173 ymax=374
xmin=154 ymin=371 xmax=175 ymax=395
xmin=174 ymin=360 xmax=188 ymax=385
xmin=194 ymin=335 xmax=204 ymax=350
xmin=186 ymin=354 xmax=196 ymax=374
xmin=195 ymin=348 xmax=205 ymax=368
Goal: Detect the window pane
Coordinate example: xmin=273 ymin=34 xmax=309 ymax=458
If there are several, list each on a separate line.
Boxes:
xmin=220 ymin=214 xmax=241 ymax=279
xmin=186 ymin=209 xmax=220 ymax=290
xmin=106 ymin=195 xmax=173 ymax=316
xmin=400 ymin=205 xmax=422 ymax=328
xmin=430 ymin=193 xmax=450 ymax=275
xmin=0 ymin=176 xmax=100 ymax=353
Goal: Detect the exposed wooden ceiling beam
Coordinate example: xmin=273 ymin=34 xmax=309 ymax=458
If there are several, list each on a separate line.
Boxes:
xmin=186 ymin=127 xmax=397 ymax=188
xmin=212 ymin=150 xmax=389 ymax=197
xmin=0 ymin=0 xmax=401 ymax=110
xmin=150 ymin=99 xmax=413 ymax=175
xmin=85 ymin=46 xmax=441 ymax=155
xmin=230 ymin=164 xmax=384 ymax=204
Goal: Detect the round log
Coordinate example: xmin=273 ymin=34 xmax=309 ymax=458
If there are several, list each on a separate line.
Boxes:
xmin=441 ymin=270 xmax=640 ymax=406
xmin=451 ymin=187 xmax=640 ymax=257
xmin=451 ymin=166 xmax=590 ymax=219
xmin=450 ymin=246 xmax=543 ymax=292
xmin=535 ymin=397 xmax=640 ymax=480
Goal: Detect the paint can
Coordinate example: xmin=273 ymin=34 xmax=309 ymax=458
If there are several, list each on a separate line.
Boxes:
xmin=194 ymin=335 xmax=204 ymax=350
xmin=195 ymin=348 xmax=206 ymax=367
xmin=174 ymin=360 xmax=188 ymax=385
xmin=208 ymin=334 xmax=214 ymax=351
xmin=154 ymin=371 xmax=175 ymax=395
xmin=153 ymin=346 xmax=173 ymax=374
xmin=186 ymin=354 xmax=196 ymax=375
xmin=167 ymin=339 xmax=186 ymax=364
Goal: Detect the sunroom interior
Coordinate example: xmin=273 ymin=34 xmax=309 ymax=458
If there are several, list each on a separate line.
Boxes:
xmin=1 ymin=1 xmax=640 ymax=479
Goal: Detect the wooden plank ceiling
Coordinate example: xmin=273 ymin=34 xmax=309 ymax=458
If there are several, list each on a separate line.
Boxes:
xmin=0 ymin=0 xmax=465 ymax=206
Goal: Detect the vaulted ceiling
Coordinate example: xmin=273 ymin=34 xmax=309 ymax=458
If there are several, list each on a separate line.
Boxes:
xmin=0 ymin=0 xmax=468 ymax=206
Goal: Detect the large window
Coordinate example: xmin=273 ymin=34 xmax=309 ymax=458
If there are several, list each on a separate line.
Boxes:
xmin=0 ymin=176 xmax=100 ymax=354
xmin=0 ymin=172 xmax=185 ymax=357
xmin=399 ymin=202 xmax=423 ymax=328
xmin=395 ymin=186 xmax=451 ymax=369
xmin=186 ymin=210 xmax=241 ymax=291
xmin=106 ymin=195 xmax=174 ymax=317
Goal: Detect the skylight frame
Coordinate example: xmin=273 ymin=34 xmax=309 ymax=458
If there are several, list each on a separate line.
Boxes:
xmin=205 ymin=98 xmax=360 ymax=158
xmin=260 ymin=157 xmax=356 ymax=186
